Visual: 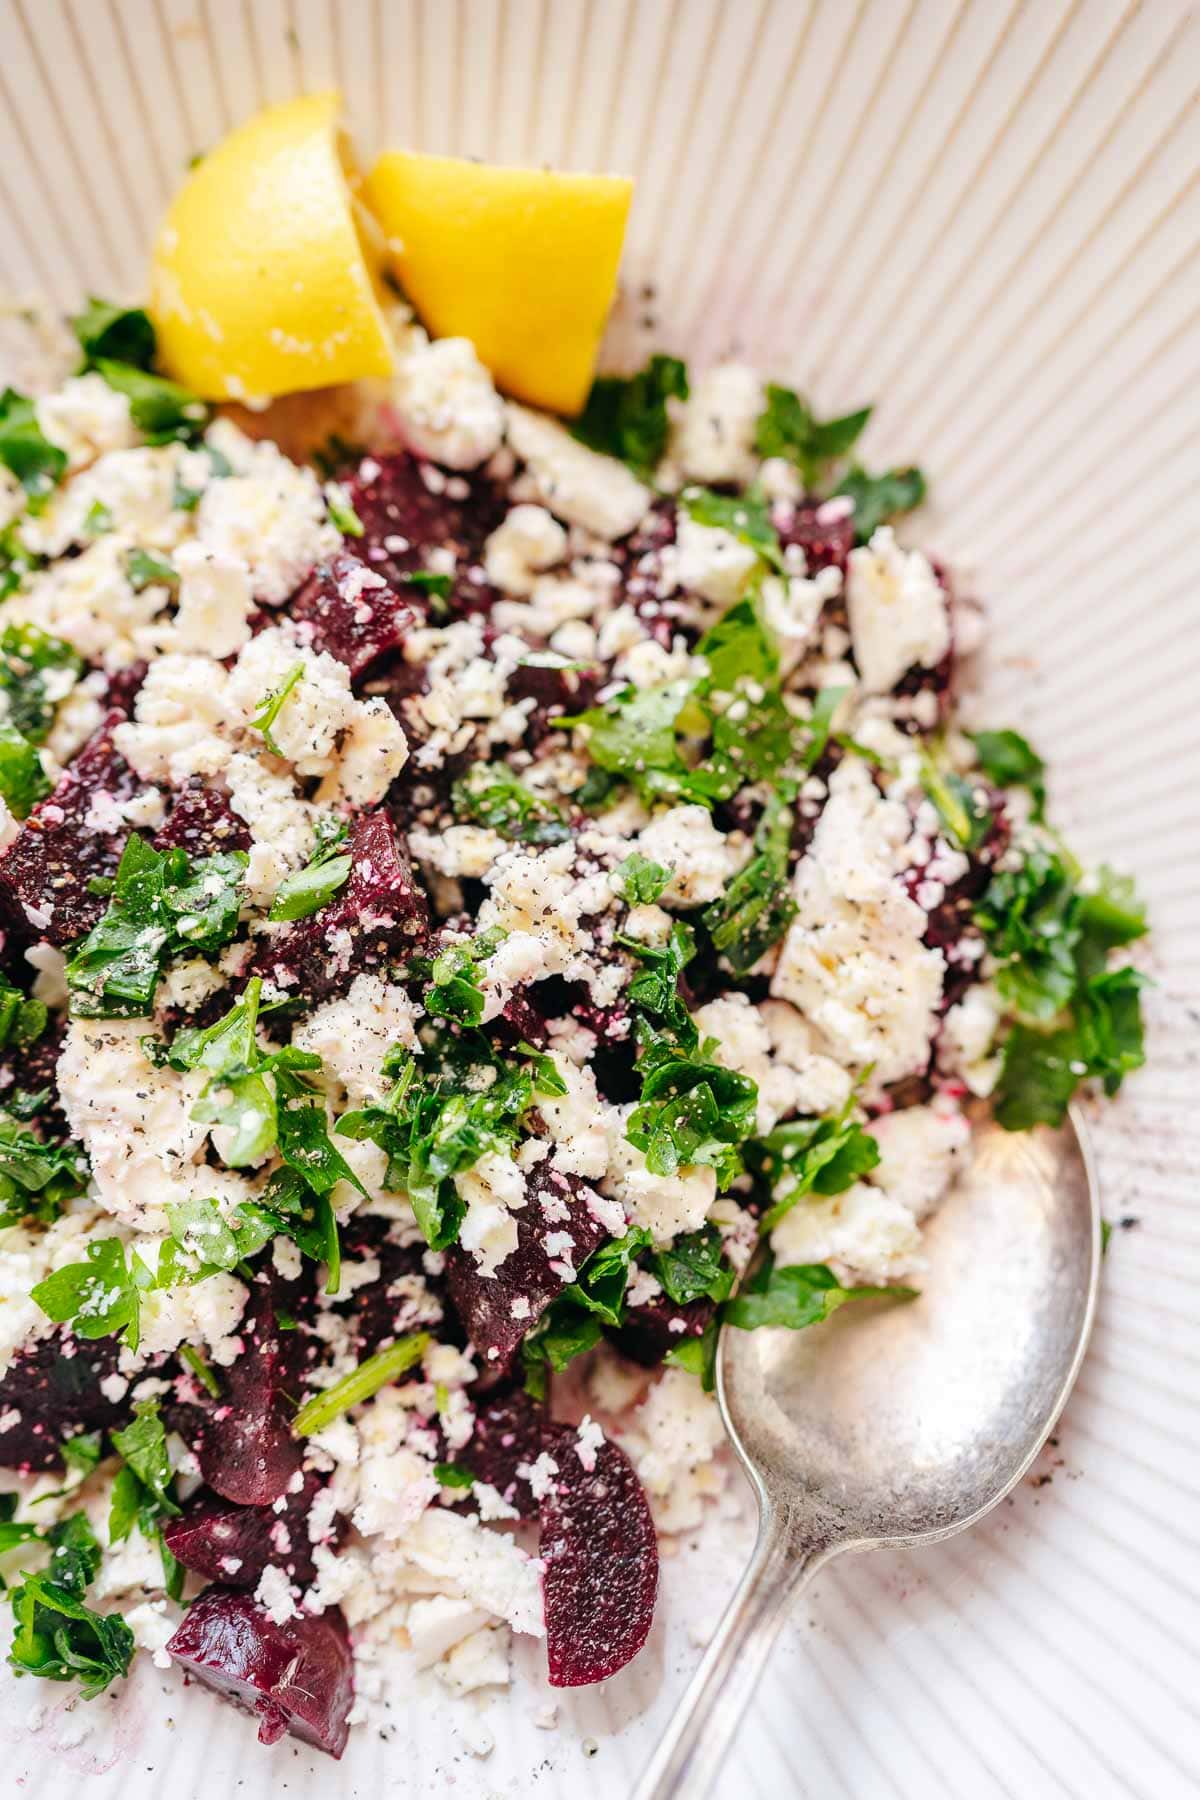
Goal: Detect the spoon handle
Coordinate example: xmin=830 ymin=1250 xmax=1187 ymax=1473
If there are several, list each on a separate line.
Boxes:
xmin=633 ymin=1504 xmax=828 ymax=1800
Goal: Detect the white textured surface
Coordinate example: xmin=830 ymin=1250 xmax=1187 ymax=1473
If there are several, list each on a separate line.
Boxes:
xmin=0 ymin=1 xmax=1197 ymax=1795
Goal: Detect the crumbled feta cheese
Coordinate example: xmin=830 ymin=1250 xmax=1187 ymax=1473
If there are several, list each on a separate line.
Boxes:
xmin=938 ymin=984 xmax=1003 ymax=1096
xmin=506 ymin=404 xmax=650 ymax=540
xmin=0 ymin=1211 xmax=102 ymax=1372
xmin=316 ymin=696 xmax=408 ymax=809
xmin=395 ymin=1509 xmax=545 ymax=1637
xmin=454 ymin=1150 xmax=526 ymax=1277
xmin=537 ymin=1062 xmax=611 ymax=1181
xmin=436 ymin=1625 xmax=512 ymax=1694
xmin=389 ymin=337 xmax=505 ymax=469
xmin=675 ymin=364 xmax=763 ymax=486
xmin=36 ymin=373 xmax=137 ymax=468
xmin=616 ymin=1367 xmax=728 ymax=1533
xmin=408 ymin=823 xmax=507 ymax=880
xmin=170 ymin=541 xmax=254 ymax=656
xmin=113 ymin=651 xmax=231 ymax=783
xmin=604 ymin=1111 xmax=717 ymax=1244
xmin=406 ymin=1594 xmax=491 ymax=1667
xmin=692 ymin=991 xmax=851 ymax=1132
xmin=867 ymin=1103 xmax=971 ymax=1219
xmin=663 ymin=515 xmax=760 ymax=607
xmin=196 ymin=431 xmax=339 ymax=603
xmin=637 ymin=805 xmax=747 ymax=908
xmin=770 ymin=1181 xmax=922 ymax=1286
xmin=137 ymin=1263 xmax=248 ymax=1367
xmin=255 ymin=1563 xmax=300 ymax=1625
xmin=293 ymin=975 xmax=419 ymax=1108
xmin=846 ymin=526 xmax=949 ymax=694
xmin=484 ymin=504 xmax=568 ymax=596
xmin=771 ymin=760 xmax=944 ymax=1084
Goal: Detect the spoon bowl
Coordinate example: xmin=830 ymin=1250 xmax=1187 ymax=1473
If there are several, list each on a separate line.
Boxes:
xmin=635 ymin=1114 xmax=1100 ymax=1799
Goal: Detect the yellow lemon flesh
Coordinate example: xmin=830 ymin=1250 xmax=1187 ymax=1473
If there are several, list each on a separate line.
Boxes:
xmin=366 ymin=151 xmax=633 ymax=416
xmin=150 ymin=92 xmax=394 ymax=402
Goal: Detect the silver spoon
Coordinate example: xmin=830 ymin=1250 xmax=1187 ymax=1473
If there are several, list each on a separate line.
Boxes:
xmin=635 ymin=1113 xmax=1100 ymax=1800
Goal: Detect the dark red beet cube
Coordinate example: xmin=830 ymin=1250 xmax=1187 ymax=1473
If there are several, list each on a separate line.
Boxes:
xmin=163 ymin=1471 xmax=325 ymax=1590
xmin=0 ymin=1331 xmax=132 ymax=1472
xmin=192 ymin=1283 xmax=307 ymax=1507
xmin=774 ymin=499 xmax=855 ymax=576
xmin=614 ymin=1295 xmax=717 ymax=1369
xmin=539 ymin=1421 xmax=659 ymax=1687
xmin=155 ymin=781 xmax=251 ymax=860
xmin=346 ymin=451 xmax=504 ymax=618
xmin=453 ymin=1389 xmax=548 ymax=1520
xmin=251 ymin=810 xmax=429 ymax=1006
xmin=443 ymin=1164 xmax=609 ymax=1377
xmin=167 ymin=1588 xmax=354 ymax=1757
xmin=333 ymin=1215 xmax=446 ymax=1359
xmin=288 ymin=551 xmax=421 ymax=679
xmin=0 ymin=709 xmax=154 ymax=945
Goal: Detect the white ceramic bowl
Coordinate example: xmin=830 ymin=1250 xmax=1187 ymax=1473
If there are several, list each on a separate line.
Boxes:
xmin=0 ymin=2 xmax=1196 ymax=1795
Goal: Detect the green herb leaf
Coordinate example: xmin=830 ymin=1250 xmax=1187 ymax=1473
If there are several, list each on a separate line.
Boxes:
xmin=754 ymin=384 xmax=872 ymax=488
xmin=65 ymin=834 xmax=247 ymax=1019
xmin=32 ymin=1237 xmax=151 ymax=1351
xmin=614 ymin=851 xmax=672 ymax=905
xmin=919 ymin=753 xmax=993 ymax=853
xmin=969 ymin=729 xmax=1046 ymax=819
xmin=433 ymin=1461 xmax=475 ymax=1490
xmin=695 ymin=593 xmax=779 ymax=693
xmin=268 ymin=850 xmax=352 ymax=923
xmin=71 ymin=298 xmax=156 ymax=371
xmin=975 ymin=849 xmax=1081 ymax=1024
xmin=0 ymin=1114 xmax=88 ymax=1227
xmin=680 ymin=484 xmax=787 ymax=573
xmin=178 ymin=1343 xmax=221 ymax=1398
xmin=0 ymin=724 xmax=49 ymax=818
xmin=651 ymin=1224 xmax=736 ymax=1307
xmin=403 ymin=570 xmax=454 ymax=601
xmin=124 ymin=547 xmax=178 ymax=592
xmin=521 ymin=1304 xmax=603 ymax=1400
xmin=92 ymin=359 xmax=208 ymax=445
xmin=572 ymin=353 xmax=689 ymax=478
xmin=703 ymin=788 xmax=796 ymax=974
xmin=110 ymin=1399 xmax=179 ymax=1521
xmin=664 ymin=1315 xmax=720 ymax=1390
xmin=726 ymin=1259 xmax=914 ymax=1330
xmin=451 ymin=763 xmax=570 ymax=845
xmin=0 ymin=621 xmax=83 ymax=745
xmin=292 ymin=1333 xmax=430 ymax=1437
xmin=325 ymin=483 xmax=364 ymax=536
xmin=832 ymin=465 xmax=926 ymax=543
xmin=0 ymin=388 xmax=66 ymax=498
xmin=60 ymin=1432 xmax=103 ymax=1478
xmin=250 ymin=661 xmax=305 ymax=758
xmin=8 ymin=1566 xmax=134 ymax=1698
xmin=753 ymin=1103 xmax=881 ymax=1233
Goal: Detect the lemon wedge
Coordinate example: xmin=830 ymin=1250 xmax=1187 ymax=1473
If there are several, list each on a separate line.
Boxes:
xmin=366 ymin=151 xmax=633 ymax=416
xmin=149 ymin=92 xmax=394 ymax=402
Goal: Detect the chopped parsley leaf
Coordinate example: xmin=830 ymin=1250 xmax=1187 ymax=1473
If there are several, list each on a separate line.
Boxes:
xmin=680 ymin=484 xmax=787 ymax=573
xmin=433 ymin=1462 xmax=475 ymax=1490
xmin=0 ymin=1112 xmax=89 ymax=1227
xmin=31 ymin=1237 xmax=153 ymax=1352
xmin=250 ymin=661 xmax=305 ymax=757
xmin=614 ymin=850 xmax=672 ymax=905
xmin=919 ymin=751 xmax=993 ymax=852
xmin=0 ymin=388 xmax=66 ymax=499
xmin=651 ymin=1224 xmax=736 ymax=1307
xmin=572 ymin=353 xmax=689 ymax=478
xmin=751 ymin=1099 xmax=881 ymax=1232
xmin=70 ymin=298 xmax=157 ymax=371
xmin=725 ymin=1257 xmax=914 ymax=1330
xmin=832 ymin=464 xmax=926 ymax=543
xmin=451 ymin=763 xmax=570 ymax=846
xmin=703 ymin=788 xmax=796 ymax=974
xmin=0 ymin=723 xmax=50 ymax=818
xmin=65 ymin=832 xmax=247 ymax=1019
xmin=970 ymin=728 xmax=1046 ymax=820
xmin=325 ymin=483 xmax=364 ymax=537
xmin=268 ymin=824 xmax=352 ymax=922
xmin=754 ymin=384 xmax=872 ymax=489
xmin=125 ymin=547 xmax=178 ymax=592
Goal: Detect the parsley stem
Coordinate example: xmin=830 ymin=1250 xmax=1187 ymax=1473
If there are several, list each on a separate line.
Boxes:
xmin=291 ymin=1333 xmax=431 ymax=1437
xmin=179 ymin=1343 xmax=221 ymax=1399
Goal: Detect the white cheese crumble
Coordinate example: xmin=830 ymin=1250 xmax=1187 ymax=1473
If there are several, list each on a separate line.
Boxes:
xmin=293 ymin=974 xmax=419 ymax=1108
xmin=845 ymin=526 xmax=949 ymax=694
xmin=674 ymin=363 xmax=763 ymax=487
xmin=484 ymin=503 xmax=568 ymax=596
xmin=505 ymin=404 xmax=650 ymax=540
xmin=771 ymin=759 xmax=944 ymax=1085
xmin=388 ymin=336 xmax=506 ymax=470
xmin=636 ymin=805 xmax=747 ymax=908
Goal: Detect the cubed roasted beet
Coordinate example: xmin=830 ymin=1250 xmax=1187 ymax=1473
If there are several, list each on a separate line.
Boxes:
xmin=346 ymin=452 xmax=505 ymax=618
xmin=443 ymin=1165 xmax=609 ymax=1377
xmin=333 ymin=1214 xmax=446 ymax=1358
xmin=775 ymin=499 xmax=855 ymax=576
xmin=191 ymin=1282 xmax=308 ymax=1506
xmin=505 ymin=658 xmax=600 ymax=743
xmin=167 ymin=1587 xmax=354 ymax=1757
xmin=0 ymin=709 xmax=154 ymax=945
xmin=538 ymin=1422 xmax=659 ymax=1687
xmin=250 ymin=811 xmax=430 ymax=1006
xmin=155 ymin=781 xmax=251 ymax=859
xmin=163 ymin=1470 xmax=325 ymax=1590
xmin=612 ymin=1294 xmax=717 ymax=1369
xmin=452 ymin=1388 xmax=548 ymax=1520
xmin=0 ymin=1331 xmax=132 ymax=1471
xmin=288 ymin=551 xmax=421 ymax=679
